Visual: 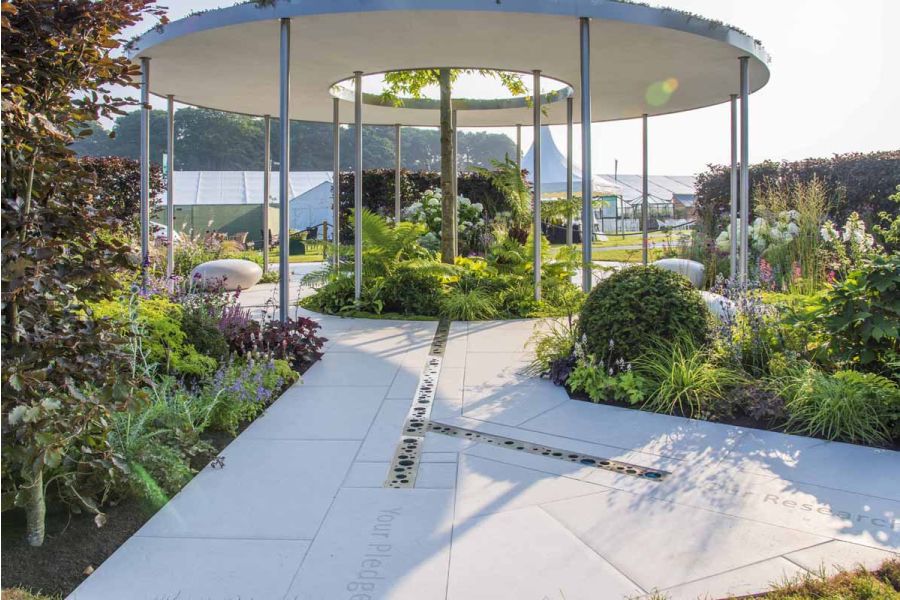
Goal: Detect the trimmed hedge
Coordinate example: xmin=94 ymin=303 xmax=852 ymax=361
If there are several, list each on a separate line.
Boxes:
xmin=337 ymin=169 xmax=516 ymax=236
xmin=695 ymin=150 xmax=900 ymax=236
xmin=578 ymin=265 xmax=709 ymax=364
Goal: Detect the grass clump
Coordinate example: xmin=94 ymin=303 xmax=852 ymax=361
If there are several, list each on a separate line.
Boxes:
xmin=634 ymin=341 xmax=745 ymax=419
xmin=762 ymin=559 xmax=900 ymax=600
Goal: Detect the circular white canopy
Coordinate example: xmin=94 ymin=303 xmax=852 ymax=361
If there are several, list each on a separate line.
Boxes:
xmin=130 ymin=0 xmax=770 ymax=127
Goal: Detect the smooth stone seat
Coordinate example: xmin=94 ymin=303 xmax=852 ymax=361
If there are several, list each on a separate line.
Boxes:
xmin=190 ymin=258 xmax=262 ymax=291
xmin=652 ymin=258 xmax=705 ymax=288
xmin=700 ymin=290 xmax=735 ymax=320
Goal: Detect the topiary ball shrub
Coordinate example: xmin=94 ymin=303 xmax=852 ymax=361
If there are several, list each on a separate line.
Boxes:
xmin=578 ymin=265 xmax=709 ymax=364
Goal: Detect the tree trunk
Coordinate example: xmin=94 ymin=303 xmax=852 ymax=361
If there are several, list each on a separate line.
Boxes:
xmin=439 ymin=68 xmax=456 ymax=264
xmin=24 ymin=462 xmax=45 ymax=547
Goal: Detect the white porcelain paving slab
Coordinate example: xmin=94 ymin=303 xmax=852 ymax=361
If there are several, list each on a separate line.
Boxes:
xmin=463 ymin=350 xmax=532 ymax=387
xmin=581 ymin=460 xmax=900 ymax=551
xmin=301 ymin=351 xmax=404 ymax=387
xmin=447 ymin=506 xmax=643 ymax=600
xmin=658 ymin=557 xmax=808 ymax=600
xmin=454 ymin=454 xmax=610 ymax=523
xmin=432 ymin=394 xmax=464 ymax=420
xmin=68 ymin=537 xmax=309 ymax=600
xmin=462 ymin=352 xmax=569 ymax=425
xmin=242 ymin=385 xmax=388 ymax=440
xmin=542 ymin=490 xmax=829 ymax=591
xmin=357 ymin=398 xmax=418 ymax=461
xmin=286 ymin=488 xmax=454 ymax=600
xmin=435 ymin=366 xmax=465 ymax=400
xmin=136 ymin=437 xmax=358 ymax=540
xmin=726 ymin=429 xmax=900 ymax=500
xmin=522 ymin=399 xmax=746 ymax=462
xmin=465 ymin=320 xmax=541 ymax=353
xmin=463 ymin=380 xmax=570 ymax=427
xmin=784 ymin=539 xmax=899 ymax=575
xmin=386 ymin=353 xmax=430 ymax=399
xmin=345 ymin=461 xmax=393 ymax=488
xmin=325 ymin=322 xmax=436 ymax=355
xmin=416 ymin=462 xmax=458 ymax=489
xmin=421 ymin=452 xmax=459 ymax=463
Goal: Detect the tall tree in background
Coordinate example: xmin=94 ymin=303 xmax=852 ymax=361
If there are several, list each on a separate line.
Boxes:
xmin=382 ymin=68 xmax=526 ymax=263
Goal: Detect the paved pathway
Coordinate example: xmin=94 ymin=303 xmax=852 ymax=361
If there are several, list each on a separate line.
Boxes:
xmin=71 ymin=317 xmax=899 ymax=600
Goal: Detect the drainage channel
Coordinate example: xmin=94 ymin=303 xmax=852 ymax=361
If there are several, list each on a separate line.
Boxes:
xmin=426 ymin=422 xmax=669 ymax=481
xmin=384 ymin=319 xmax=450 ymax=488
xmin=384 ymin=320 xmax=669 ymax=487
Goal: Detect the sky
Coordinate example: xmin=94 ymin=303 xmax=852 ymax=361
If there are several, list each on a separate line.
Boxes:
xmin=125 ymin=0 xmax=899 ymax=175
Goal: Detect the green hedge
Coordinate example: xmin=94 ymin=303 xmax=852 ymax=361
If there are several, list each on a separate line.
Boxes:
xmin=694 ymin=150 xmax=900 ymax=236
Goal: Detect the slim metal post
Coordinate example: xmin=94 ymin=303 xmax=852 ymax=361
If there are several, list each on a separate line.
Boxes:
xmin=278 ymin=18 xmax=291 ymax=320
xmin=641 ymin=113 xmax=649 ymax=265
xmin=332 ymin=98 xmax=340 ymax=267
xmin=394 ymin=123 xmax=401 ymax=223
xmin=533 ymin=70 xmax=542 ymax=301
xmin=739 ymin=57 xmax=750 ymax=283
xmin=353 ymin=71 xmax=363 ymax=300
xmin=579 ymin=17 xmax=593 ymax=292
xmin=139 ymin=57 xmax=150 ymax=288
xmin=165 ymin=95 xmax=175 ymax=289
xmin=566 ymin=96 xmax=574 ymax=246
xmin=263 ymin=114 xmax=271 ymax=273
xmin=729 ymin=94 xmax=738 ymax=280
xmin=451 ymin=109 xmax=459 ymax=257
xmin=515 ymin=124 xmax=521 ymax=173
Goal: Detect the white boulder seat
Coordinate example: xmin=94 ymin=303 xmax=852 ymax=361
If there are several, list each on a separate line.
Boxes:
xmin=652 ymin=258 xmax=706 ymax=289
xmin=190 ymin=258 xmax=262 ymax=291
xmin=700 ymin=290 xmax=736 ymax=320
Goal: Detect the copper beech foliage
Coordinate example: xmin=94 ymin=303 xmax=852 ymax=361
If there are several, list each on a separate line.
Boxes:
xmin=1 ymin=0 xmax=167 ymax=546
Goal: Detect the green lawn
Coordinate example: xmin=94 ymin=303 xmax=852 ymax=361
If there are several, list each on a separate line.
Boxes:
xmin=244 ymin=246 xmax=326 ymax=264
xmin=591 ymin=248 xmax=666 ymax=262
xmin=591 ymin=229 xmax=687 ymax=249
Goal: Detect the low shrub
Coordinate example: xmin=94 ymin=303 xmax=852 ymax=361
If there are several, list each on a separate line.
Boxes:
xmin=108 ymin=381 xmax=216 ymax=508
xmin=382 ymin=266 xmax=444 ymax=315
xmin=568 ymin=362 xmax=648 ymax=405
xmin=578 ymin=266 xmax=710 ymax=364
xmin=219 ymin=306 xmax=326 ymax=372
xmin=775 ymin=366 xmax=900 ymax=445
xmin=803 ymin=254 xmax=900 ymax=376
xmin=206 ymin=356 xmax=297 ymax=435
xmin=92 ymin=295 xmax=217 ymax=378
xmin=180 ymin=297 xmax=230 ymax=361
xmin=302 ymin=275 xmax=357 ymax=314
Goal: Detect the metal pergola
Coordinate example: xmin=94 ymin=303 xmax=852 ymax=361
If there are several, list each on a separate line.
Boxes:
xmin=130 ymin=0 xmax=769 ymax=320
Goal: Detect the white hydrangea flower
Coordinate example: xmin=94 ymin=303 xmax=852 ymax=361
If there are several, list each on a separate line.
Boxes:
xmin=41 ymin=398 xmax=61 ymax=411
xmin=7 ymin=405 xmax=27 ymax=426
xmin=23 ymin=406 xmax=41 ymax=423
